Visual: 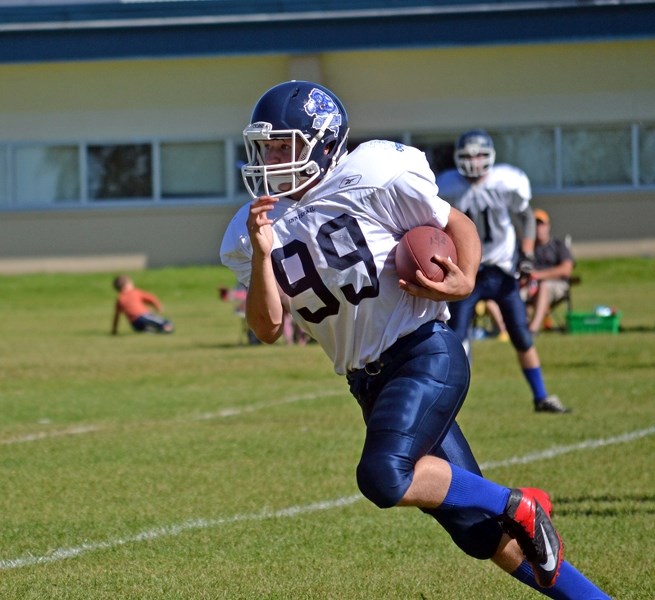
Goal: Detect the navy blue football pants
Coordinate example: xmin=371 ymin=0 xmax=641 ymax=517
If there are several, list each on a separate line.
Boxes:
xmin=347 ymin=320 xmax=504 ymax=560
xmin=448 ymin=265 xmax=533 ymax=352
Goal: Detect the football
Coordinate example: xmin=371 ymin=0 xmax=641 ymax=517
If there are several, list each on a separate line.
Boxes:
xmin=395 ymin=226 xmax=458 ymax=284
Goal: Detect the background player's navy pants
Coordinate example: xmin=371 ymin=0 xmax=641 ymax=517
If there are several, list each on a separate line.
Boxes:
xmin=448 ymin=265 xmax=533 ymax=352
xmin=347 ymin=320 xmax=504 ymax=560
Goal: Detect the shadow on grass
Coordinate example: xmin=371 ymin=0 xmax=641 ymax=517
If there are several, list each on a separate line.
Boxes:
xmin=555 ymin=493 xmax=655 ymax=517
xmin=619 ymin=325 xmax=655 ymax=333
xmin=195 ymin=342 xmax=262 ymax=350
xmin=538 ymin=324 xmax=655 ymax=335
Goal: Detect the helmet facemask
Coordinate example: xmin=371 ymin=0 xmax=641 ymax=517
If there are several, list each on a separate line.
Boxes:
xmin=454 ymin=130 xmax=496 ymax=179
xmin=242 ymin=115 xmax=346 ymax=199
xmin=241 ymin=82 xmax=349 ymax=199
xmin=242 ymin=123 xmax=317 ymax=198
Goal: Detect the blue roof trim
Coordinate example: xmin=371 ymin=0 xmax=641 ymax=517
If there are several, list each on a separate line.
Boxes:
xmin=1 ymin=1 xmax=654 ymax=63
xmin=0 ymin=0 xmax=613 ymax=23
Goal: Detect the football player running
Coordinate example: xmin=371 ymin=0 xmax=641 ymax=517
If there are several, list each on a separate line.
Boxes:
xmin=219 ymin=81 xmax=609 ymax=598
xmin=438 ymin=130 xmax=570 ymax=414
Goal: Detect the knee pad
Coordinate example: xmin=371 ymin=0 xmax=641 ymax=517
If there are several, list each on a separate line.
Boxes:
xmin=507 ymin=326 xmax=533 ymax=352
xmin=356 ymin=452 xmax=412 ymax=509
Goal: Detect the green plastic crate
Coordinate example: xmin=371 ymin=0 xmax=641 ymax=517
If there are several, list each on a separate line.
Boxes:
xmin=566 ymin=311 xmax=622 ymax=335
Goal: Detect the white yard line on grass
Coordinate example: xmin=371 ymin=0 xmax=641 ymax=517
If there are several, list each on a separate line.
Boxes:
xmin=0 ymin=495 xmax=362 ymax=570
xmin=1 ymin=390 xmax=345 ymax=445
xmin=1 ymin=425 xmax=103 ymax=445
xmin=478 ymin=426 xmax=655 ymax=470
xmin=190 ymin=390 xmax=345 ymax=420
xmin=1 ymin=425 xmax=653 ymax=571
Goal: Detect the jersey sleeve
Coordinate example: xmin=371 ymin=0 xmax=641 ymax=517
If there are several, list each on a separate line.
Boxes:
xmin=495 ymin=164 xmax=532 ymax=213
xmin=219 ymin=202 xmax=253 ymax=287
xmin=219 ymin=198 xmax=297 ymax=288
xmin=375 ymin=145 xmax=451 ymax=233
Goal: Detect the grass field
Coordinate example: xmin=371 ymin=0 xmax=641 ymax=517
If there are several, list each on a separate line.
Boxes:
xmin=1 ymin=257 xmax=654 ymax=599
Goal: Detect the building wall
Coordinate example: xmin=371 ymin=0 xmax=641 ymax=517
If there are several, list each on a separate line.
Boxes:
xmin=1 ymin=39 xmax=654 ymax=273
xmin=5 ymin=39 xmax=650 ymax=140
xmin=327 ymin=40 xmax=655 ymax=132
xmin=0 ymin=204 xmax=239 ymax=273
xmin=0 ymin=54 xmax=288 ymax=140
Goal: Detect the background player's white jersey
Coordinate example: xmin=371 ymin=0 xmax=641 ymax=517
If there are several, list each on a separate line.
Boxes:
xmin=220 ymin=140 xmax=452 ymax=375
xmin=437 ymin=164 xmax=531 ymax=275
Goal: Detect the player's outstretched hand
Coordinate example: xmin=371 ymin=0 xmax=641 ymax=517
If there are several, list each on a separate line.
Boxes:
xmin=399 ymin=254 xmax=475 ymax=302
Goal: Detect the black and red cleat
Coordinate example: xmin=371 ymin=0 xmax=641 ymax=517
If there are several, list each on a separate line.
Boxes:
xmin=520 ymin=487 xmax=553 ymax=517
xmin=501 ymin=488 xmax=563 ymax=588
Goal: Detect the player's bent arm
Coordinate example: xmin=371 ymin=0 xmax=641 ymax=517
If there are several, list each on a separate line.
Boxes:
xmin=444 ymin=207 xmax=482 ymax=294
xmin=516 ymin=207 xmax=536 ymax=257
xmin=401 ymin=209 xmax=481 ymax=301
xmin=246 ymin=254 xmax=284 ymax=344
xmin=244 ymin=196 xmax=285 ymax=344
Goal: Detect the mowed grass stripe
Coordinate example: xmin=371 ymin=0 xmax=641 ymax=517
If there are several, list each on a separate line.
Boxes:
xmin=2 ymin=425 xmax=651 ymax=571
xmin=1 ymin=390 xmax=346 ymax=445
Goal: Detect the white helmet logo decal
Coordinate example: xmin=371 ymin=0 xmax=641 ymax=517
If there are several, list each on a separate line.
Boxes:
xmin=304 ymin=88 xmax=342 ymax=134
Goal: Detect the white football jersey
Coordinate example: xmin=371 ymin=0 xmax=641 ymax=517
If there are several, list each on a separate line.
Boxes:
xmin=220 ymin=197 xmax=297 ymax=288
xmin=437 ymin=164 xmax=531 ymax=275
xmin=220 ymin=140 xmax=452 ymax=375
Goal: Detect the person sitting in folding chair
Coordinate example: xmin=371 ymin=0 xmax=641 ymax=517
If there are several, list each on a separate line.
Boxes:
xmin=521 ymin=209 xmax=575 ymax=334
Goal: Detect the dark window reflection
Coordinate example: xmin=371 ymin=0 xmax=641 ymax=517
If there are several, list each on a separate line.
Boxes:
xmin=87 ymin=144 xmax=152 ymax=200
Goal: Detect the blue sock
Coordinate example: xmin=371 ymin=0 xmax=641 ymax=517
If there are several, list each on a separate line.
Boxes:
xmin=511 ymin=560 xmax=611 ymax=599
xmin=441 ymin=464 xmax=510 ymax=515
xmin=523 ymin=366 xmax=548 ymax=402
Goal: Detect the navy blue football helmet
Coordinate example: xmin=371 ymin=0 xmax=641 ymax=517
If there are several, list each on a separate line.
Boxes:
xmin=241 ymin=81 xmax=350 ymax=198
xmin=454 ymin=129 xmax=496 ymax=179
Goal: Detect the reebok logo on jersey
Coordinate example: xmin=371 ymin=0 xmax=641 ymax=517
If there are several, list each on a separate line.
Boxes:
xmin=339 ymin=175 xmax=361 ymax=188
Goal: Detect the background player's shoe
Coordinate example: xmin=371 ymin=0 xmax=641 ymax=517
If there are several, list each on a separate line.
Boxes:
xmin=500 ymin=488 xmax=563 ymax=588
xmin=534 ymin=395 xmax=570 ymax=413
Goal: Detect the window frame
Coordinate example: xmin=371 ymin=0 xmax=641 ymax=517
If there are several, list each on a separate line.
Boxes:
xmin=2 ymin=123 xmax=655 ymax=211
xmin=409 ymin=122 xmax=655 ymax=194
xmin=0 ymin=135 xmax=250 ymax=210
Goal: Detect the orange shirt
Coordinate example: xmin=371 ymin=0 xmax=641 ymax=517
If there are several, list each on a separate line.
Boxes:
xmin=115 ymin=288 xmax=162 ymax=322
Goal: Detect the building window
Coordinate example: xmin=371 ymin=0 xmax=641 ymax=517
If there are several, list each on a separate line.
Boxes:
xmin=14 ymin=144 xmax=79 ymax=205
xmin=161 ymin=141 xmax=225 ymax=199
xmin=1 ymin=124 xmax=654 ymax=211
xmin=639 ymin=124 xmax=655 ymax=186
xmin=1 ymin=139 xmax=241 ymax=208
xmin=412 ymin=129 xmax=557 ymax=188
xmin=561 ymin=126 xmax=632 ymax=187
xmin=409 ymin=125 xmax=655 ymax=192
xmin=87 ymin=143 xmax=152 ymax=200
xmin=493 ymin=128 xmax=556 ymax=189
xmin=0 ymin=145 xmax=8 ymax=207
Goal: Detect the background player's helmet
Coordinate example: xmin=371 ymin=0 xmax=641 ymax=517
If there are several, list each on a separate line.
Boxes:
xmin=454 ymin=129 xmax=496 ymax=179
xmin=241 ymin=80 xmax=350 ymax=198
